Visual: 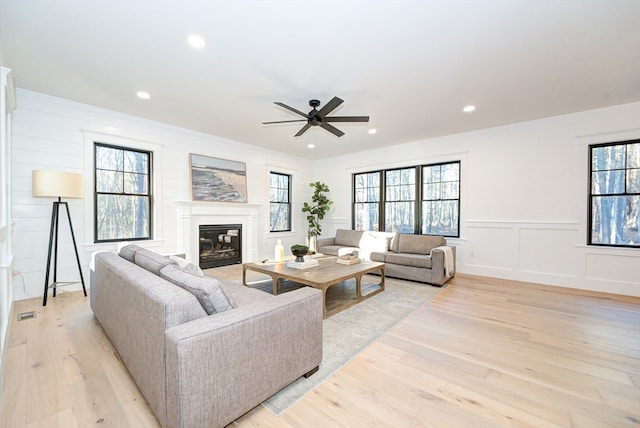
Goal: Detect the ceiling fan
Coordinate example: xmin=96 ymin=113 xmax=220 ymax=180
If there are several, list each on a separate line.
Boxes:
xmin=262 ymin=96 xmax=369 ymax=137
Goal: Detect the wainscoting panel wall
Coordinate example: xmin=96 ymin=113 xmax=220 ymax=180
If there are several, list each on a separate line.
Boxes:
xmin=313 ymin=102 xmax=640 ymax=297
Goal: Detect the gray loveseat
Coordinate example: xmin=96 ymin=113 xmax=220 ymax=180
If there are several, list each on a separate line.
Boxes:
xmin=317 ymin=229 xmax=455 ymax=286
xmin=90 ymin=246 xmax=323 ymax=428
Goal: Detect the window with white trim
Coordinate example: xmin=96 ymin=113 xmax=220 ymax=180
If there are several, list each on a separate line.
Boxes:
xmin=589 ymin=139 xmax=639 ymax=247
xmin=269 ymin=171 xmax=291 ymax=232
xmin=94 ymin=142 xmax=152 ymax=242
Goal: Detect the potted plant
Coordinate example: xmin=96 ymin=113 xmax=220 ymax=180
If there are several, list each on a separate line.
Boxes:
xmin=290 ymin=244 xmax=309 ymax=262
xmin=302 ymin=181 xmax=333 ymax=253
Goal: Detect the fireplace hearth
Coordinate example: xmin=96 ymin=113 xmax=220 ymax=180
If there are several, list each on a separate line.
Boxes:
xmin=199 ymin=224 xmax=242 ymax=269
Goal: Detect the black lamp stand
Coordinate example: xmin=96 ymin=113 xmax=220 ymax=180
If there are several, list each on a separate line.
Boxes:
xmin=42 ymin=197 xmax=87 ymax=306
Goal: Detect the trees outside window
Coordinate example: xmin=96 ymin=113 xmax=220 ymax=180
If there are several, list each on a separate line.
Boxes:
xmin=353 ymin=161 xmax=460 ymax=237
xmin=95 ymin=143 xmax=151 ymax=242
xmin=270 ymin=172 xmax=291 ymax=232
xmin=353 ymin=171 xmax=381 ymax=231
xmin=385 ymin=167 xmax=416 ymax=233
xmin=589 ymin=140 xmax=639 ymax=247
xmin=422 ymin=162 xmax=460 ymax=236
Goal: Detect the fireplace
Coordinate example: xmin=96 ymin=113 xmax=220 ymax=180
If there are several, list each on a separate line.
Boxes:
xmin=199 ymin=224 xmax=242 ymax=268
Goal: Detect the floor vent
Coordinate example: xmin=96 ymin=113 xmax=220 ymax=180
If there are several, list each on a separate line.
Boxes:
xmin=17 ymin=311 xmax=37 ymax=321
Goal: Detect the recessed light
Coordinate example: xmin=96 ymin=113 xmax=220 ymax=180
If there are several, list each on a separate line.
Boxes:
xmin=368 ymin=128 xmax=377 ymax=135
xmin=307 ymin=144 xmax=315 ymax=149
xmin=188 ymin=34 xmax=206 ymax=49
xmin=136 ymin=91 xmax=151 ymax=100
xmin=463 ymin=105 xmax=476 ymax=113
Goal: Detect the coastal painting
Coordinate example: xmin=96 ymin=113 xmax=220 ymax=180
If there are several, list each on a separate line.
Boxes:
xmin=190 ymin=154 xmax=247 ymax=202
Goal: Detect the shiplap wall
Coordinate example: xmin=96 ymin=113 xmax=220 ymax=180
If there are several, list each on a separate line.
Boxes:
xmin=314 ymin=102 xmax=640 ymax=296
xmin=11 ymin=89 xmax=314 ymax=300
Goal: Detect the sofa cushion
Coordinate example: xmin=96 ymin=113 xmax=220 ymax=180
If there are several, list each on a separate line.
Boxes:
xmin=218 ymin=279 xmax=272 ymax=307
xmin=370 ymin=252 xmax=386 ymax=263
xmin=134 ymin=248 xmax=177 ymax=275
xmin=119 ymin=244 xmax=143 ymax=263
xmin=385 ymin=252 xmax=433 ymax=269
xmin=396 ymin=234 xmax=445 ymax=255
xmin=334 ymin=229 xmax=364 ymax=247
xmin=160 ymin=264 xmax=234 ymax=315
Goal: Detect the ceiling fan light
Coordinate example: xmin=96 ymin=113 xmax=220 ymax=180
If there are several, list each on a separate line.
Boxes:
xmin=187 ymin=34 xmax=206 ymax=48
xmin=136 ymin=91 xmax=150 ymax=100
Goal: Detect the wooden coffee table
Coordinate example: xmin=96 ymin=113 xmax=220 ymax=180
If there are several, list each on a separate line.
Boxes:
xmin=242 ymin=258 xmax=385 ymax=318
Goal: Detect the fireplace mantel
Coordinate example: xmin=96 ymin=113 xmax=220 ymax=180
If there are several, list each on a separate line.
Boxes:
xmin=175 ymin=201 xmax=261 ymax=263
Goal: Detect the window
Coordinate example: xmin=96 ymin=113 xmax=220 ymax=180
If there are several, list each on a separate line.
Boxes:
xmin=94 ymin=143 xmax=152 ymax=242
xmin=269 ymin=172 xmax=291 ymax=232
xmin=385 ymin=167 xmax=416 ymax=233
xmin=353 ymin=171 xmax=381 ymax=231
xmin=589 ymin=140 xmax=639 ymax=248
xmin=422 ymin=162 xmax=460 ymax=236
xmin=352 ymin=161 xmax=460 ymax=237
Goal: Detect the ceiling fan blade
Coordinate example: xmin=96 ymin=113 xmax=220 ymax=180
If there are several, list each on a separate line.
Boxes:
xmin=317 ymin=96 xmax=343 ymax=117
xmin=274 ymin=102 xmax=309 ymax=118
xmin=294 ymin=123 xmax=312 ymax=137
xmin=262 ymin=119 xmax=308 ymax=124
xmin=324 ymin=116 xmax=370 ymax=123
xmin=320 ymin=122 xmax=345 ymax=137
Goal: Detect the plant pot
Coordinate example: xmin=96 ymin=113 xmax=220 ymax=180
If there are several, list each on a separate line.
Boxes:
xmin=291 ymin=245 xmax=309 ymax=262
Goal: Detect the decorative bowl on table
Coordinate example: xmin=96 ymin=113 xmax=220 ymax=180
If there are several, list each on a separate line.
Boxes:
xmin=291 ymin=244 xmax=309 ymax=262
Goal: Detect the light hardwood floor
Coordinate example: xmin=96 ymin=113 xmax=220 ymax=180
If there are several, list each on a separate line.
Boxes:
xmin=1 ymin=269 xmax=638 ymax=427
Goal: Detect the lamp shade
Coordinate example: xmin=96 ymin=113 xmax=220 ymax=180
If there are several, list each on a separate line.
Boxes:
xmin=32 ymin=170 xmax=84 ymax=199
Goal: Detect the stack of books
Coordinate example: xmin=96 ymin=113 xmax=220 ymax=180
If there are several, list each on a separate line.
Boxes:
xmin=286 ymin=259 xmax=320 ymax=269
xmin=336 ymin=258 xmax=361 ymax=265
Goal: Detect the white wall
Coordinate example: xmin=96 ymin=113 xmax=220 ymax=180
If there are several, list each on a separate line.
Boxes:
xmin=0 ymin=64 xmax=16 ymax=402
xmin=11 ymin=89 xmax=314 ymax=300
xmin=10 ymin=89 xmax=640 ymax=299
xmin=313 ymin=102 xmax=640 ymax=296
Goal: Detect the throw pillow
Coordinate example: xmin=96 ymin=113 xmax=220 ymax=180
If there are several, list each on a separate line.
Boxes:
xmin=362 ymin=232 xmax=390 ymax=253
xmin=159 ymin=264 xmax=234 ymax=315
xmin=168 ymin=255 xmax=204 ymax=277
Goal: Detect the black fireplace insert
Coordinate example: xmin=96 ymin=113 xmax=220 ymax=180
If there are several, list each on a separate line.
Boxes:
xmin=199 ymin=224 xmax=242 ymax=269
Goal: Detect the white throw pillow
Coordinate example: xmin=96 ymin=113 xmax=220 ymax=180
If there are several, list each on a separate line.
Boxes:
xmin=362 ymin=232 xmax=390 ymax=253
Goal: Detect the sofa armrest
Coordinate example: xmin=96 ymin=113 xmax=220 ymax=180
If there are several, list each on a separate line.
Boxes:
xmin=430 ymin=246 xmax=456 ymax=285
xmin=165 ymin=287 xmax=323 ymax=428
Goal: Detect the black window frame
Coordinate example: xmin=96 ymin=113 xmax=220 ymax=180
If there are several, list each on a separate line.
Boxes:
xmin=94 ymin=142 xmax=153 ymax=243
xmin=352 ymin=160 xmax=461 ymax=238
xmin=384 ymin=166 xmax=418 ymax=233
xmin=588 ymin=139 xmax=639 ymax=248
xmin=269 ymin=171 xmax=292 ymax=232
xmin=421 ymin=161 xmax=461 ymax=237
xmin=353 ymin=170 xmax=382 ymax=231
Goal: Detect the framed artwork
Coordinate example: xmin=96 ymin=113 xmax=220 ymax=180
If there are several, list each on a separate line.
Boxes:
xmin=190 ymin=154 xmax=247 ymax=202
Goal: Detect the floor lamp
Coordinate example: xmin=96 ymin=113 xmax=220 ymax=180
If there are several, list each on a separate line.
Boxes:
xmin=32 ymin=170 xmax=87 ymax=306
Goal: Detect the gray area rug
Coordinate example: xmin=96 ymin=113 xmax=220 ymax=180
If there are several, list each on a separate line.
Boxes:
xmin=256 ymin=275 xmax=443 ymax=416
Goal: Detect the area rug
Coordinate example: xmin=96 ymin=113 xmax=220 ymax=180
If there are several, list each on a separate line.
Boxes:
xmin=256 ymin=275 xmax=444 ymax=416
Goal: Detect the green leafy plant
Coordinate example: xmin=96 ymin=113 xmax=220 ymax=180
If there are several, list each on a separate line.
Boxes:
xmin=302 ymin=181 xmax=333 ymax=238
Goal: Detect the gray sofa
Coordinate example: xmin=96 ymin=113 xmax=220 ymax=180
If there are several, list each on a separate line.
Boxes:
xmin=90 ymin=246 xmax=323 ymax=428
xmin=317 ymin=229 xmax=455 ymax=286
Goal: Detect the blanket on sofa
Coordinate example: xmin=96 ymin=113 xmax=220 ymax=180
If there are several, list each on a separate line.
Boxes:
xmin=432 ymin=246 xmax=454 ymax=277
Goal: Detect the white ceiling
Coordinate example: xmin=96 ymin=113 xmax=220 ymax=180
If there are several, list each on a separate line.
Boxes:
xmin=1 ymin=0 xmax=639 ymax=159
